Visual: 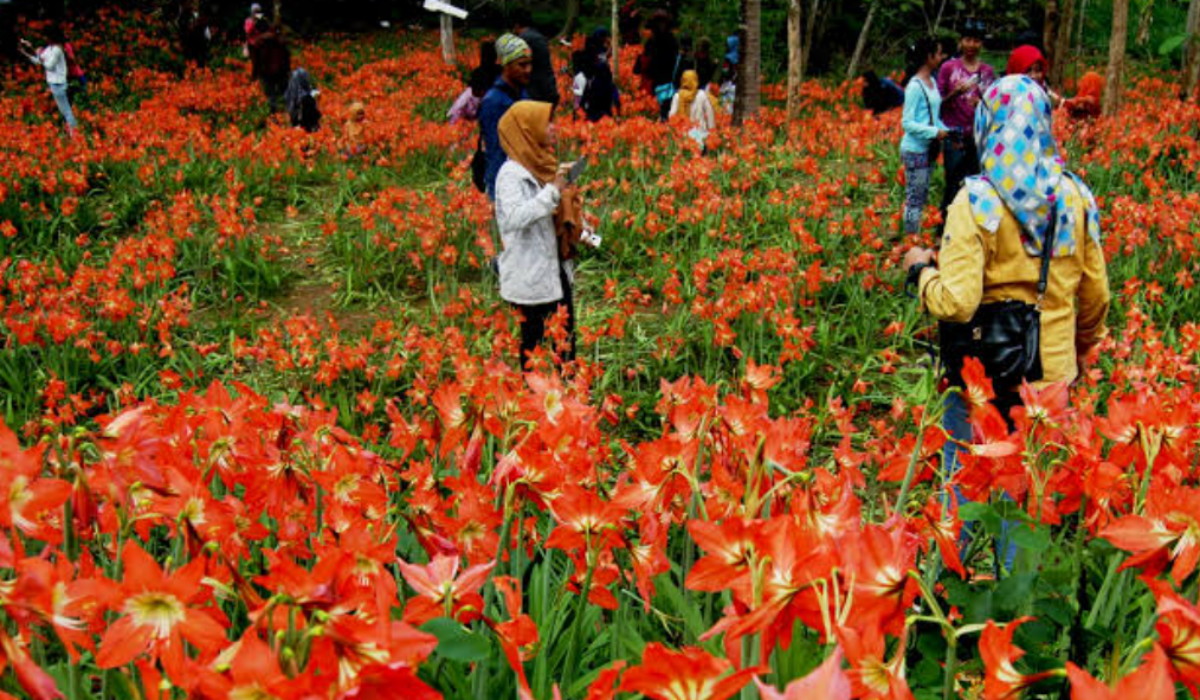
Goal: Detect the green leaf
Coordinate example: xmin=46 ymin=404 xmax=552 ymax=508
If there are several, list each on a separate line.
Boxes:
xmin=912 ymin=657 xmax=943 ymax=686
xmin=955 ymin=501 xmax=1003 ymax=533
xmin=422 ymin=617 xmax=492 ymax=662
xmin=1010 ymin=524 xmax=1051 ymax=552
xmin=1035 ymin=596 xmax=1076 ymax=627
xmin=957 ymin=502 xmax=990 ymax=521
xmin=995 ymin=573 xmax=1038 ymax=615
xmin=1160 ymin=33 xmax=1187 ymax=56
xmin=993 ymin=501 xmax=1030 ymax=522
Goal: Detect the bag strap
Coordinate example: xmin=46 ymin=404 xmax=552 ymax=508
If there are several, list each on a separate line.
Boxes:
xmin=918 ymin=79 xmax=934 ymax=126
xmin=671 ymin=53 xmax=681 ymax=83
xmin=1036 ymin=211 xmax=1056 ymax=307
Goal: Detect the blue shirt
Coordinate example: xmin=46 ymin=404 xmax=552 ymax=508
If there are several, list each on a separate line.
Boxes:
xmin=900 ymin=75 xmax=947 ymax=155
xmin=479 ymin=78 xmax=526 ymax=199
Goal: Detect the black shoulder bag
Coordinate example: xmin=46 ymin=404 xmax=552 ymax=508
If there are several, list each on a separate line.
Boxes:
xmin=938 ymin=214 xmax=1056 ymax=394
xmin=919 ymin=80 xmax=941 ymax=162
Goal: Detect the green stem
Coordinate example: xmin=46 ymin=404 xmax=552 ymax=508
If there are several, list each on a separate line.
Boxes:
xmin=562 ymin=544 xmax=596 ymax=691
xmin=943 ymin=632 xmax=958 ymax=700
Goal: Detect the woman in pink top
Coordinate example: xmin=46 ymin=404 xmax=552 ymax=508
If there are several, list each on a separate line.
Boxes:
xmin=936 ymin=19 xmax=995 ymax=217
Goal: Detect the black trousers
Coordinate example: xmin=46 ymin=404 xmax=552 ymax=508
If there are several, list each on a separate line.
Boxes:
xmin=515 ymin=269 xmax=575 ymax=370
xmin=940 ymin=136 xmax=979 ymax=215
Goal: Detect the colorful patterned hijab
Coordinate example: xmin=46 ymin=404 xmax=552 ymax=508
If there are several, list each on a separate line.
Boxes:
xmin=967 ymin=74 xmax=1100 ymax=256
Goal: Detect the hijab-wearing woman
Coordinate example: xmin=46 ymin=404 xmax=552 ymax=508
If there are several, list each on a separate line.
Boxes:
xmin=494 ymin=101 xmax=578 ymax=369
xmin=284 ymin=68 xmax=320 ymax=132
xmin=669 ymin=69 xmax=716 ymax=149
xmin=1005 ymin=45 xmax=1062 ymax=107
xmin=903 ymin=74 xmax=1110 ymax=572
xmin=907 ymin=74 xmax=1110 ymax=407
xmin=900 ymin=38 xmax=949 ymax=236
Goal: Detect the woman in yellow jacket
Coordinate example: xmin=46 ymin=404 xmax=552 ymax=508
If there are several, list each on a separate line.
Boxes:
xmin=903 ymin=74 xmax=1110 ymax=570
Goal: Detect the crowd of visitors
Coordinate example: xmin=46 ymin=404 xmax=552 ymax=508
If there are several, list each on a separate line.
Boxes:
xmin=4 ymin=6 xmax=1121 ymax=549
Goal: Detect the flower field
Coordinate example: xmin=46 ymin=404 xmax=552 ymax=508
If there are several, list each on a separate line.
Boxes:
xmin=6 ymin=10 xmax=1200 ymax=700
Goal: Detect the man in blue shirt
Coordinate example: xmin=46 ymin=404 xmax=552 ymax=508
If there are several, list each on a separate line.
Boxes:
xmin=480 ymin=34 xmax=532 ymax=199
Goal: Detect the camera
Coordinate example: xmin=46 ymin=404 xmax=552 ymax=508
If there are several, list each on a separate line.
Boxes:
xmin=579 ymin=229 xmax=602 ymax=249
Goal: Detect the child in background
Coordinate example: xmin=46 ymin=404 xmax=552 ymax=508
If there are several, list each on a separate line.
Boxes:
xmin=341 ymin=101 xmax=367 ymax=157
xmin=1064 ymin=71 xmax=1103 ymax=119
xmin=448 ymin=75 xmax=487 ymax=125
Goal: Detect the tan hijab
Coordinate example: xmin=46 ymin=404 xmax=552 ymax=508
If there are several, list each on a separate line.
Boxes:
xmin=498 ymin=101 xmax=558 ymax=185
xmin=498 ymin=100 xmax=585 ymax=260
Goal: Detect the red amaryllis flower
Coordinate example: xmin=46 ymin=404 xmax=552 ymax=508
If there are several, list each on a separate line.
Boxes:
xmin=753 ymin=647 xmax=851 ymax=699
xmin=1100 ymin=486 xmax=1200 ymax=584
xmin=979 ymin=617 xmax=1055 ymax=699
xmin=488 ymin=575 xmax=538 ymax=700
xmin=0 ymin=629 xmax=63 ymax=700
xmin=95 ymin=543 xmax=228 ymax=680
xmin=1065 ymin=644 xmax=1175 ymax=699
xmin=837 ymin=623 xmax=914 ymax=700
xmin=396 ymin=553 xmax=494 ymax=625
xmin=0 ymin=423 xmax=68 ymax=544
xmin=1144 ymin=578 xmax=1200 ymax=694
xmin=617 ymin=643 xmax=760 ymax=700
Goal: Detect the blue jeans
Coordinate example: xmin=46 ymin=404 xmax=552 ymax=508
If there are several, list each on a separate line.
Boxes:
xmin=943 ymin=392 xmax=1017 ymax=573
xmin=48 ymin=83 xmax=77 ymax=131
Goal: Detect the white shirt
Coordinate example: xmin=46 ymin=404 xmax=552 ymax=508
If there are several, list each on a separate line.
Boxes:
xmin=494 ymin=160 xmax=574 ymax=305
xmin=31 ymin=45 xmax=67 ymax=85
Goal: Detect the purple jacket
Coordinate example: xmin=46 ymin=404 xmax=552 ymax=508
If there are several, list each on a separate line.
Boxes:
xmin=936 ymin=57 xmax=995 ymax=132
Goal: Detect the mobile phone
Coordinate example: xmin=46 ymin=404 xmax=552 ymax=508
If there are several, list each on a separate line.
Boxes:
xmin=566 ymin=157 xmax=587 ymax=185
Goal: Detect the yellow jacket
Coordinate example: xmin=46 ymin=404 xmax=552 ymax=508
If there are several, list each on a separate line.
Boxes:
xmin=917 ymin=180 xmax=1110 ymax=386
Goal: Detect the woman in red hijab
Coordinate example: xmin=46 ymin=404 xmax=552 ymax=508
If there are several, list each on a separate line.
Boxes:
xmin=1006 ymin=45 xmax=1062 ymax=106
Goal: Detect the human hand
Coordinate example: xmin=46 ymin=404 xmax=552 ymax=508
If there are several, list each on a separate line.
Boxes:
xmin=552 ymin=172 xmax=567 ymax=192
xmin=902 ymin=247 xmax=936 ymax=270
xmin=936 ymin=129 xmax=949 ymax=140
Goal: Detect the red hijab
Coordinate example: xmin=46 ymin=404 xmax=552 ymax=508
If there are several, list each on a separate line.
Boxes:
xmin=1006 ymin=45 xmax=1046 ymax=76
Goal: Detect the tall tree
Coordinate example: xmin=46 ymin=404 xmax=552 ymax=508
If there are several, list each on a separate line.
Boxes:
xmin=787 ymin=0 xmax=801 ymax=118
xmin=1044 ymin=0 xmax=1075 ymax=87
xmin=846 ymin=0 xmax=878 ymax=82
xmin=610 ymin=0 xmax=620 ymax=76
xmin=1051 ymin=0 xmax=1076 ymax=88
xmin=1103 ymin=0 xmax=1129 ymax=116
xmin=1184 ymin=0 xmax=1200 ymax=100
xmin=733 ymin=0 xmax=761 ymax=125
xmin=558 ymin=0 xmax=581 ymax=39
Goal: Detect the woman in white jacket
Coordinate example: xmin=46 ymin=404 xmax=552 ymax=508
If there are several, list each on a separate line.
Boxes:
xmin=19 ymin=24 xmax=77 ymax=133
xmin=494 ymin=100 xmax=575 ymax=369
xmin=668 ymin=70 xmax=715 ymax=149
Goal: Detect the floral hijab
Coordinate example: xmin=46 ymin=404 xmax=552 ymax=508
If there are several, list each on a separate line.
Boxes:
xmin=967 ymin=74 xmax=1100 ymax=256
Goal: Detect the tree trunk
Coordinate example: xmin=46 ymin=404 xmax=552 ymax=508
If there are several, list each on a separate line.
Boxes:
xmin=611 ymin=0 xmax=619 ymax=80
xmin=1044 ymin=0 xmax=1060 ymax=85
xmin=1103 ymin=0 xmax=1129 ymax=116
xmin=733 ymin=0 xmax=761 ymax=125
xmin=846 ymin=0 xmax=877 ymax=82
xmin=800 ymin=0 xmax=821 ymax=79
xmin=787 ymin=0 xmax=801 ymax=118
xmin=1184 ymin=0 xmax=1200 ymax=100
xmin=1136 ymin=0 xmax=1155 ymax=48
xmin=1051 ymin=0 xmax=1076 ymax=88
xmin=557 ymin=0 xmax=580 ymax=40
xmin=439 ymin=14 xmax=455 ymax=64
